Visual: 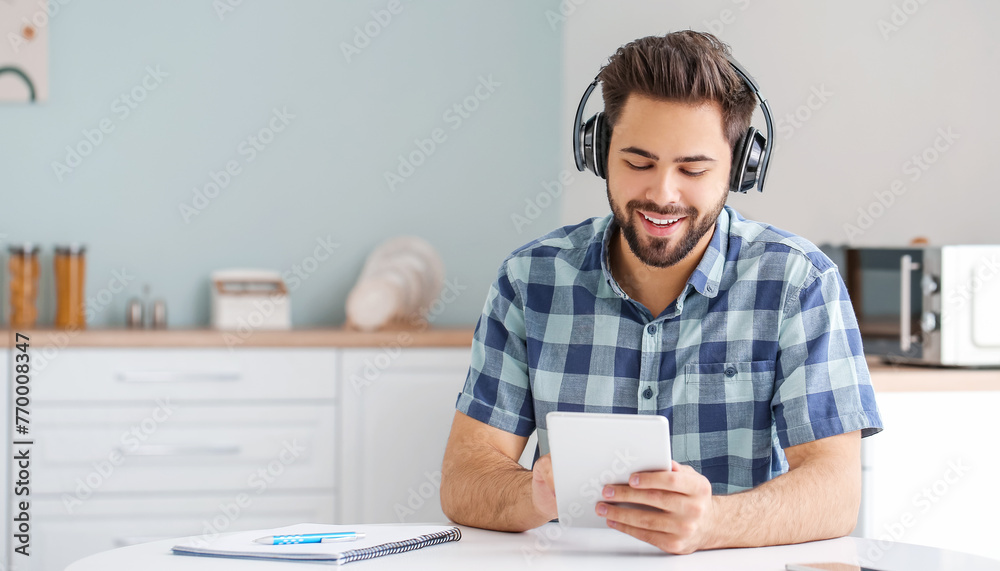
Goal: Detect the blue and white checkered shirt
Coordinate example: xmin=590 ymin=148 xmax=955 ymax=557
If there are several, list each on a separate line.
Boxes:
xmin=456 ymin=206 xmax=882 ymax=494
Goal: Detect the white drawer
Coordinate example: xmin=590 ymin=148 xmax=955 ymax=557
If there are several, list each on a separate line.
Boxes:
xmin=31 ymin=348 xmax=337 ymax=402
xmin=338 ymin=348 xmax=469 ymax=523
xmin=22 ymin=493 xmax=336 ymax=571
xmin=31 ymin=404 xmax=335 ymax=494
xmin=341 ymin=347 xmax=470 ymax=394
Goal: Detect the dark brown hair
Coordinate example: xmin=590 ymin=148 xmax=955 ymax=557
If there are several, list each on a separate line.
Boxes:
xmin=598 ymin=31 xmax=757 ymax=151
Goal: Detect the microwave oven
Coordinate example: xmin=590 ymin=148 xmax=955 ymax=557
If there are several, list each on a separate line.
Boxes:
xmin=822 ymin=246 xmax=1000 ymax=367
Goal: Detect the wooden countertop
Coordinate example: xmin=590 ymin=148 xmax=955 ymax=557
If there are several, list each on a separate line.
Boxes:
xmin=3 ymin=326 xmax=475 ymax=348
xmin=867 ymin=357 xmax=1000 ymax=392
xmin=4 ymin=328 xmax=997 ymax=391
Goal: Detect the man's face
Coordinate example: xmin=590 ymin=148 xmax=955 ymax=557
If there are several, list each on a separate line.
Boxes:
xmin=606 ymin=94 xmax=731 ymax=268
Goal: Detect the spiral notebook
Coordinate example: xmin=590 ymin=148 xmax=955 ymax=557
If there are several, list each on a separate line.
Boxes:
xmin=171 ymin=523 xmax=462 ymax=564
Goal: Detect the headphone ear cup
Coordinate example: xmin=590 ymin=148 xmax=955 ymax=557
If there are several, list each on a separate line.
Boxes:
xmin=594 ymin=112 xmax=610 ymax=179
xmin=729 ymin=127 xmax=766 ymax=193
xmin=581 ymin=112 xmax=610 ymax=179
xmin=729 ymin=132 xmax=749 ymax=193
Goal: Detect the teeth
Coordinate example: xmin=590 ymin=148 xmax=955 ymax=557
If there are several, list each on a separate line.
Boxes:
xmin=643 ymin=213 xmax=680 ymax=225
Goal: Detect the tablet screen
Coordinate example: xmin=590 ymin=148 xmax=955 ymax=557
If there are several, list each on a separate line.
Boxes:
xmin=546 ymin=411 xmax=672 ymax=529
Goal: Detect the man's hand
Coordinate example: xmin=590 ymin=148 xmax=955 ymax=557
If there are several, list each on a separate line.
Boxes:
xmin=531 ymin=454 xmax=558 ymax=522
xmin=596 ymin=460 xmax=717 ymax=555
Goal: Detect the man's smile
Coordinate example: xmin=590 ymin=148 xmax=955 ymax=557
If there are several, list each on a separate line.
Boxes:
xmin=637 ymin=210 xmax=687 ymax=238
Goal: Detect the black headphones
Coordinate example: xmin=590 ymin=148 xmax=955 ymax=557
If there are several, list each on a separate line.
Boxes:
xmin=572 ymin=54 xmax=774 ymax=194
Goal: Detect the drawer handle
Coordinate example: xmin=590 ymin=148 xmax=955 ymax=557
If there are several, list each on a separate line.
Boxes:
xmin=116 ymin=371 xmax=242 ymax=383
xmin=121 ymin=444 xmax=242 ymax=457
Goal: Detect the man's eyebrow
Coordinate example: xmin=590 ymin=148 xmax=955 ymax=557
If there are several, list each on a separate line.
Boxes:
xmin=619 ymin=146 xmax=659 ymax=161
xmin=618 ymin=147 xmax=717 ymax=163
xmin=673 ymin=154 xmax=716 ymax=163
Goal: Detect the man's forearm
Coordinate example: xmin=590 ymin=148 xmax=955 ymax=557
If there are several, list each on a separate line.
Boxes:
xmin=440 ymin=443 xmax=548 ymax=532
xmin=706 ymin=457 xmax=861 ymax=549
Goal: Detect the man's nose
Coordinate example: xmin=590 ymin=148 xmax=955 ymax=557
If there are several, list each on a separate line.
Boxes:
xmin=646 ymin=168 xmax=684 ymax=205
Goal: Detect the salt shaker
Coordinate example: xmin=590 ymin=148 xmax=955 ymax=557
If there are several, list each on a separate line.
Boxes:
xmin=126 ymin=298 xmax=144 ymax=328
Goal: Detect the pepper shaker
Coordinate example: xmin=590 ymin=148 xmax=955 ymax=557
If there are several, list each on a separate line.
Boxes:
xmin=151 ymin=299 xmax=167 ymax=329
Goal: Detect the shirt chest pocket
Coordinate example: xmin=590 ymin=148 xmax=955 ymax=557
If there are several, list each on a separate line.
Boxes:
xmin=673 ymin=361 xmax=775 ymax=471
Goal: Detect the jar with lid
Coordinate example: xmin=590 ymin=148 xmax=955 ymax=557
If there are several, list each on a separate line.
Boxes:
xmin=54 ymin=243 xmax=87 ymax=329
xmin=8 ymin=243 xmax=40 ymax=328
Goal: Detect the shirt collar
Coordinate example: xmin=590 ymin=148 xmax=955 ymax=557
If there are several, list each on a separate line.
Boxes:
xmin=599 ymin=206 xmax=731 ymax=300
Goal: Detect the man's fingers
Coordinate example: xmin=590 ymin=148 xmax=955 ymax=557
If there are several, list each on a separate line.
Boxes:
xmin=533 ymin=455 xmax=554 ymax=489
xmin=533 ymin=454 xmax=552 ymax=472
xmin=531 ymin=454 xmax=558 ymax=520
xmin=598 ymin=502 xmax=695 ymax=539
xmin=628 ymin=465 xmax=710 ymax=497
xmin=606 ymin=518 xmax=691 ymax=555
xmin=598 ymin=501 xmax=667 ymax=531
xmin=600 ymin=484 xmax=685 ymax=514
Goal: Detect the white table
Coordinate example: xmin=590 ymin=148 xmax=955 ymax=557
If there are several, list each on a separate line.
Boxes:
xmin=66 ymin=523 xmax=1000 ymax=570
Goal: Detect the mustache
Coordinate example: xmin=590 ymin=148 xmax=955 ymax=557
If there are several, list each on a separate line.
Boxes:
xmin=625 ymin=200 xmax=697 ymax=218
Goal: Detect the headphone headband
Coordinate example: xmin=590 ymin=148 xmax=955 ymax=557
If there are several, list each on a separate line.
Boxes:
xmin=723 ymin=55 xmax=773 ymax=193
xmin=572 ymin=79 xmax=600 ymax=173
xmin=573 ymin=53 xmax=774 ymax=193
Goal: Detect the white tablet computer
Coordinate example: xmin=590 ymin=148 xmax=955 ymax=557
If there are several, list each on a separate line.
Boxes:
xmin=546 ymin=411 xmax=672 ymax=528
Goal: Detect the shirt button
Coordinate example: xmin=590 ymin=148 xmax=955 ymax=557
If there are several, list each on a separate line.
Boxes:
xmin=724 ymin=366 xmax=738 ymax=378
xmin=646 ymin=324 xmax=657 ymax=335
xmin=642 ymin=387 xmax=653 ymax=399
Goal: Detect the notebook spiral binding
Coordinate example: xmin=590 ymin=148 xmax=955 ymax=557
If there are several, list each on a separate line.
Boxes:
xmin=340 ymin=528 xmax=463 ymax=564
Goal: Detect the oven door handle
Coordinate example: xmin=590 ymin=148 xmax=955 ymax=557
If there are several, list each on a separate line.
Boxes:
xmin=900 ymin=254 xmax=921 ymax=352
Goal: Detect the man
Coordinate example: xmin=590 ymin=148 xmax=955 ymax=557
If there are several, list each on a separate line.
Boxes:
xmin=440 ymin=31 xmax=882 ymax=555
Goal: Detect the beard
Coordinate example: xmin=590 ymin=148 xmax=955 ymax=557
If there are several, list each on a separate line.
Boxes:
xmin=607 ymin=183 xmax=727 ymax=268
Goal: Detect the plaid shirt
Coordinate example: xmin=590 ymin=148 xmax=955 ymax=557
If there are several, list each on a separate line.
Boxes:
xmin=456 ymin=206 xmax=882 ymax=494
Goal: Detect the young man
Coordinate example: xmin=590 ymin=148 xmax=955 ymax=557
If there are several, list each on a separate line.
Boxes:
xmin=440 ymin=31 xmax=882 ymax=555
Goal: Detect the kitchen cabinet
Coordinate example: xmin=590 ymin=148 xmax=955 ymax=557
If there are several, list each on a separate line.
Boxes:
xmin=30 ymin=494 xmax=334 ymax=571
xmin=6 ymin=346 xmax=340 ymax=571
xmin=864 ymin=389 xmax=1000 ymax=562
xmin=1 ymin=330 xmax=473 ymax=571
xmin=338 ymin=347 xmax=471 ymax=524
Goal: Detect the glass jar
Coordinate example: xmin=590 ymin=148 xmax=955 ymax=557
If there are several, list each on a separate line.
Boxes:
xmin=54 ymin=244 xmax=87 ymax=329
xmin=8 ymin=244 xmax=40 ymax=328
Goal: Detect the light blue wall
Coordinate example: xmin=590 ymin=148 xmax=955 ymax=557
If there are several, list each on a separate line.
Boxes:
xmin=1 ymin=1 xmax=563 ymax=327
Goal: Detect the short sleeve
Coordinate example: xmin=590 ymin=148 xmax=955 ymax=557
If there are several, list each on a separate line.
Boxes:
xmin=772 ymin=267 xmax=883 ymax=448
xmin=455 ymin=261 xmax=536 ymax=436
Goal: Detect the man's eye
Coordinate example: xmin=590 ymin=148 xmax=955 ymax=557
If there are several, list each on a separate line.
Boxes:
xmin=626 ymin=162 xmax=652 ymax=171
xmin=681 ymin=169 xmax=707 ymax=177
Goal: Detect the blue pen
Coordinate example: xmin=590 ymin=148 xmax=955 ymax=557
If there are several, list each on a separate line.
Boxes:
xmin=253 ymin=532 xmax=366 ymax=545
